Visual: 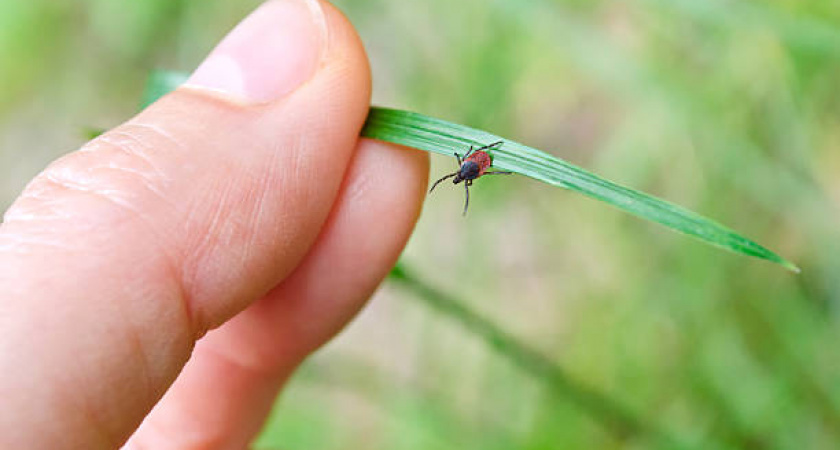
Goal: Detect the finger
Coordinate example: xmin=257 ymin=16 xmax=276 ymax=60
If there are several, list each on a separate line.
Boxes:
xmin=126 ymin=140 xmax=428 ymax=449
xmin=0 ymin=0 xmax=370 ymax=448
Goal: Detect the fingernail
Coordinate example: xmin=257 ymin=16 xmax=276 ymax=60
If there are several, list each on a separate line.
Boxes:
xmin=185 ymin=0 xmax=326 ymax=103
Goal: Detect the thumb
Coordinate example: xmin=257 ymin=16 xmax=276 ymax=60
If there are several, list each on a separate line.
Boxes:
xmin=0 ymin=0 xmax=371 ymax=447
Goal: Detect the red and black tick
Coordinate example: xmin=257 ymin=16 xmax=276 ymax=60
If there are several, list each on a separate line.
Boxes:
xmin=429 ymin=141 xmax=513 ymax=215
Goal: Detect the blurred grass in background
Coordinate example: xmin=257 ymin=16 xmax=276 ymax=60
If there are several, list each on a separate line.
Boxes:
xmin=2 ymin=0 xmax=840 ymax=448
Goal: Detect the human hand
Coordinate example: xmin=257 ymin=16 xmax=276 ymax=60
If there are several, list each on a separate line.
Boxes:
xmin=0 ymin=0 xmax=428 ymax=448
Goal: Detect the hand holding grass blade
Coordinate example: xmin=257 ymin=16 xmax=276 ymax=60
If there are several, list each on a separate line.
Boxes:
xmin=143 ymin=71 xmax=798 ymax=272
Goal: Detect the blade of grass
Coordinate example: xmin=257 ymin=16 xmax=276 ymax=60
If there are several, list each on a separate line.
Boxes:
xmin=141 ymin=70 xmax=797 ymax=272
xmin=389 ymin=263 xmax=691 ymax=449
xmin=363 ymin=107 xmax=798 ymax=272
xmin=141 ymin=70 xmax=189 ymax=109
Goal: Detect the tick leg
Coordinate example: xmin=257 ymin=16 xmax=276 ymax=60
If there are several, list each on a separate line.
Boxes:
xmin=455 ymin=151 xmax=463 ymax=166
xmin=429 ymin=172 xmax=457 ymax=193
xmin=462 ymin=145 xmax=475 ymax=160
xmin=476 ymin=140 xmax=504 ymax=152
xmin=462 ymin=183 xmax=470 ymax=216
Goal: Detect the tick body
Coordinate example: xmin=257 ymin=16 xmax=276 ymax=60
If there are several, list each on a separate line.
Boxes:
xmin=429 ymin=140 xmax=513 ymax=215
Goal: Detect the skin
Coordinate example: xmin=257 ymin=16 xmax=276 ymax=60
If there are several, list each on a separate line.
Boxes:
xmin=0 ymin=1 xmax=428 ymax=448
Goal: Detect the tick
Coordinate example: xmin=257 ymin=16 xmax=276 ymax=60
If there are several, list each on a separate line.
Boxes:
xmin=429 ymin=140 xmax=513 ymax=215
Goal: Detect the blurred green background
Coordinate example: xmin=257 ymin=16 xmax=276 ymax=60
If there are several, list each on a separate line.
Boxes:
xmin=3 ymin=0 xmax=840 ymax=448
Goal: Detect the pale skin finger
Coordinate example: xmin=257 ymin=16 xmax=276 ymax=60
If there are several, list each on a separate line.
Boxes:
xmin=0 ymin=0 xmax=379 ymax=447
xmin=126 ymin=140 xmax=428 ymax=449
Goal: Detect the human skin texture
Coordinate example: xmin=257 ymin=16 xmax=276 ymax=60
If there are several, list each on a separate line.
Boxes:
xmin=0 ymin=0 xmax=429 ymax=448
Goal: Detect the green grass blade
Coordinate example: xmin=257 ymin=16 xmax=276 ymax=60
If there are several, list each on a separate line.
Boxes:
xmin=389 ymin=263 xmax=691 ymax=448
xmin=140 ymin=71 xmax=796 ymax=271
xmin=141 ymin=70 xmax=189 ymax=109
xmin=363 ymin=107 xmax=798 ymax=272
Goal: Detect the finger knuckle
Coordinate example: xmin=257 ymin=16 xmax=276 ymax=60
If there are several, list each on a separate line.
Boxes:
xmin=6 ymin=124 xmax=177 ymax=229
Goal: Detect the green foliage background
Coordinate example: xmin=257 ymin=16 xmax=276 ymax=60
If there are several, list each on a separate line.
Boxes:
xmin=2 ymin=0 xmax=839 ymax=448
